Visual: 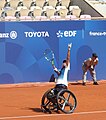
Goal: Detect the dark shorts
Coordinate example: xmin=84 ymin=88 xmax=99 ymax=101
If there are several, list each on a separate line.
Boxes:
xmin=55 ymin=84 xmax=67 ymax=89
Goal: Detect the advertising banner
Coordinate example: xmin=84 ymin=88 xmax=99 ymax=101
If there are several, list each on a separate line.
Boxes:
xmin=0 ymin=20 xmax=106 ymax=84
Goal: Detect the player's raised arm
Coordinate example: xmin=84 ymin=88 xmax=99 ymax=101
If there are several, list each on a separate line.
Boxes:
xmin=66 ymin=43 xmax=72 ymax=66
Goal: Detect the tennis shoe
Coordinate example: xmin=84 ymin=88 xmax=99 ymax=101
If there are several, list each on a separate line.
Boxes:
xmin=93 ymin=82 xmax=99 ymax=85
xmin=82 ymin=82 xmax=86 ymax=86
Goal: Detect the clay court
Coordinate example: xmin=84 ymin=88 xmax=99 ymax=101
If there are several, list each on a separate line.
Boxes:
xmin=0 ymin=80 xmax=106 ymax=120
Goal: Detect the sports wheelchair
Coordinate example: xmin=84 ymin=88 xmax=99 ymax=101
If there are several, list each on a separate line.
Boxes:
xmin=41 ymin=88 xmax=77 ymax=114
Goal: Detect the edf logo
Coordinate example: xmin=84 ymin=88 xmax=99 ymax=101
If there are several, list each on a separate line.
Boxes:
xmin=57 ymin=30 xmax=77 ymax=37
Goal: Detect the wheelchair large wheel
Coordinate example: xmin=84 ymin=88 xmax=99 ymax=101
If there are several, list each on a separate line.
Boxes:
xmin=56 ymin=89 xmax=77 ymax=114
xmin=41 ymin=88 xmax=57 ymax=113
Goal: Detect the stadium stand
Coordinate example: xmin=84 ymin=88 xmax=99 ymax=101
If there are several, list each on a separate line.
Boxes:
xmin=65 ymin=14 xmax=79 ymax=20
xmin=62 ymin=0 xmax=71 ymax=8
xmin=80 ymin=14 xmax=91 ymax=20
xmin=85 ymin=0 xmax=106 ymax=17
xmin=24 ymin=0 xmax=33 ymax=9
xmin=50 ymin=15 xmax=61 ymax=20
xmin=71 ymin=0 xmax=106 ymax=18
xmin=0 ymin=0 xmax=106 ymax=21
xmin=56 ymin=6 xmax=68 ymax=18
xmin=43 ymin=0 xmax=49 ymax=7
xmin=0 ymin=0 xmax=5 ymax=9
xmin=10 ymin=0 xmax=24 ymax=10
xmin=32 ymin=6 xmax=42 ymax=17
xmin=3 ymin=7 xmax=14 ymax=16
xmin=4 ymin=0 xmax=11 ymax=8
xmin=48 ymin=0 xmax=57 ymax=7
xmin=43 ymin=6 xmax=56 ymax=18
xmin=56 ymin=0 xmax=62 ymax=7
xmin=18 ymin=7 xmax=32 ymax=20
xmin=4 ymin=13 xmax=16 ymax=21
xmin=0 ymin=9 xmax=7 ymax=20
xmin=36 ymin=0 xmax=45 ymax=8
xmin=69 ymin=5 xmax=81 ymax=17
xmin=35 ymin=15 xmax=47 ymax=21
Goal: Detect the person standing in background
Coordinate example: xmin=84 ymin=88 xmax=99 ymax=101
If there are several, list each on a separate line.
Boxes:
xmin=82 ymin=53 xmax=99 ymax=86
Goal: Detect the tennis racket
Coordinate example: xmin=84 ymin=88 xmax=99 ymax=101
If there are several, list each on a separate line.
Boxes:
xmin=44 ymin=49 xmax=54 ymax=65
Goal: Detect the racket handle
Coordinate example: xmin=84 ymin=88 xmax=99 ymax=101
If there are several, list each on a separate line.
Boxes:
xmin=51 ymin=60 xmax=54 ymax=65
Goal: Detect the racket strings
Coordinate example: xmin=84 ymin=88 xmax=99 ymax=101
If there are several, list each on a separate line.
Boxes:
xmin=44 ymin=49 xmax=54 ymax=62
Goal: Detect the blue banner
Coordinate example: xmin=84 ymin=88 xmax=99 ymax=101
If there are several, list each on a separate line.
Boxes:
xmin=0 ymin=20 xmax=106 ymax=84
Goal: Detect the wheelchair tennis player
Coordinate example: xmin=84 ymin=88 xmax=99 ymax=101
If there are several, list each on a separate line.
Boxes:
xmin=41 ymin=43 xmax=77 ymax=114
xmin=52 ymin=43 xmax=72 ymax=90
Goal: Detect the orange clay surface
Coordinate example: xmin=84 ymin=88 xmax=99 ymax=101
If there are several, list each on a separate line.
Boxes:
xmin=0 ymin=80 xmax=106 ymax=120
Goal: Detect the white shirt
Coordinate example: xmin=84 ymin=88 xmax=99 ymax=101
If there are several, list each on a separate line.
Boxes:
xmin=55 ymin=63 xmax=70 ymax=87
xmin=84 ymin=58 xmax=99 ymax=67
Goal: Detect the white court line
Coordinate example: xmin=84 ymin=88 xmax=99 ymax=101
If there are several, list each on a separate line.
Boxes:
xmin=0 ymin=110 xmax=106 ymax=120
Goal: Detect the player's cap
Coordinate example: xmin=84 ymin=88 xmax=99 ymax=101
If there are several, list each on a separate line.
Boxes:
xmin=92 ymin=53 xmax=98 ymax=58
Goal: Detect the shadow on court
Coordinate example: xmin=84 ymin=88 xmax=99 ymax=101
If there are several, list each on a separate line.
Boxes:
xmin=28 ymin=108 xmax=43 ymax=113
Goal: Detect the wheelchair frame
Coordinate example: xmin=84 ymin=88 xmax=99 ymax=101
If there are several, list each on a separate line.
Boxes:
xmin=41 ymin=88 xmax=77 ymax=114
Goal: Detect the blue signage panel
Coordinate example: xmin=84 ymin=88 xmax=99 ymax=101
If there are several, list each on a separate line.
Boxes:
xmin=0 ymin=20 xmax=106 ymax=84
